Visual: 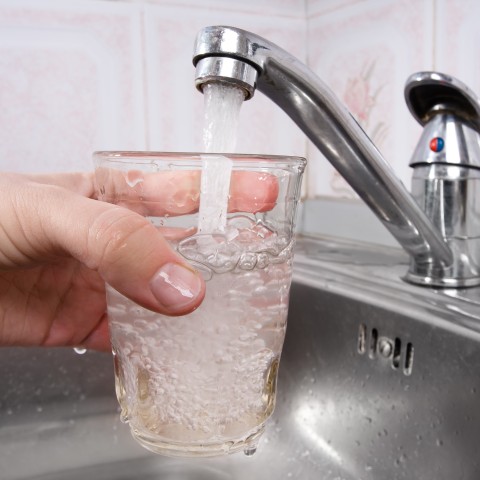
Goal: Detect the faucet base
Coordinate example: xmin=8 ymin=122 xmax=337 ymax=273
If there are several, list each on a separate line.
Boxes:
xmin=403 ymin=272 xmax=480 ymax=289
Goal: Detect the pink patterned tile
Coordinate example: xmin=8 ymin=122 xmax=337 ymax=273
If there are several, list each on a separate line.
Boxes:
xmin=306 ymin=0 xmax=434 ymax=199
xmin=141 ymin=0 xmax=305 ymax=17
xmin=307 ymin=0 xmax=364 ymax=17
xmin=436 ymin=0 xmax=480 ymax=94
xmin=0 ymin=0 xmax=145 ymax=173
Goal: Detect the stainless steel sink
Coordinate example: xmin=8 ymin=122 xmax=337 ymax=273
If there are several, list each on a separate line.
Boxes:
xmin=2 ymin=235 xmax=480 ymax=479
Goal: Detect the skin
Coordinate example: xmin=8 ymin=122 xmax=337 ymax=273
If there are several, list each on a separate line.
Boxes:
xmin=0 ymin=171 xmax=278 ymax=352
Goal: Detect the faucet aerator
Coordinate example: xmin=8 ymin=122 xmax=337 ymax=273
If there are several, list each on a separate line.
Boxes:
xmin=194 ymin=57 xmax=257 ymax=100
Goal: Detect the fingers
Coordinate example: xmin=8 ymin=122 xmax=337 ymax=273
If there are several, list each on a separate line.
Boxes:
xmin=94 ymin=168 xmax=279 ymax=216
xmin=0 ymin=167 xmax=279 ymax=318
xmin=16 ymin=172 xmax=95 ymax=198
xmin=3 ymin=176 xmax=205 ymax=316
xmin=229 ymin=171 xmax=279 ymax=213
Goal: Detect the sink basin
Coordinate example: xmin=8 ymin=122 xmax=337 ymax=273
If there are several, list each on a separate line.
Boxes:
xmin=2 ymin=235 xmax=480 ymax=479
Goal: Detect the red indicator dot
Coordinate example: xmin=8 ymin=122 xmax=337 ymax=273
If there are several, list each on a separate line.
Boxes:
xmin=429 ymin=137 xmax=444 ymax=152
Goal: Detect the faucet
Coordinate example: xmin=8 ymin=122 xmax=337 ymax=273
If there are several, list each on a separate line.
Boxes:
xmin=192 ymin=25 xmax=480 ymax=288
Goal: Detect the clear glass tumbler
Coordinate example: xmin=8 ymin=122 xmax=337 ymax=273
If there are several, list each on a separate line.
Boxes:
xmin=93 ymin=151 xmax=305 ymax=457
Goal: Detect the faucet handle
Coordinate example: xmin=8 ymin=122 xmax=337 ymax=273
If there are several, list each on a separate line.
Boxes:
xmin=405 ymin=71 xmax=480 ymax=133
xmin=406 ymin=72 xmax=480 ymax=287
xmin=406 ymin=72 xmax=480 ymax=170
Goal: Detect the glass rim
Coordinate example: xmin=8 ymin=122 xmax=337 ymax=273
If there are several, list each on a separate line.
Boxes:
xmin=93 ymin=150 xmax=306 ymax=167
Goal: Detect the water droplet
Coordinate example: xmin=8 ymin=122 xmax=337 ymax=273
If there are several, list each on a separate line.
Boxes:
xmin=436 ymin=438 xmax=443 ymax=447
xmin=73 ymin=347 xmax=87 ymax=355
xmin=243 ymin=445 xmax=257 ymax=456
xmin=394 ymin=453 xmax=407 ymax=467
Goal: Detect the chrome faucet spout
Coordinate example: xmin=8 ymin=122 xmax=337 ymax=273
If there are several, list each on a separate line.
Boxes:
xmin=193 ymin=26 xmax=480 ymax=287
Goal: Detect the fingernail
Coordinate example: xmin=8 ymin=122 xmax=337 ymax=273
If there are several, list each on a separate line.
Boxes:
xmin=149 ymin=263 xmax=203 ymax=313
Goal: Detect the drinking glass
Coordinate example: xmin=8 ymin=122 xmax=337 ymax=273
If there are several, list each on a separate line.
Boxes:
xmin=93 ymin=151 xmax=305 ymax=457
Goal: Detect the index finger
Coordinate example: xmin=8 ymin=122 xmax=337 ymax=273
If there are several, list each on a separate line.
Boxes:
xmin=93 ymin=168 xmax=279 ymax=217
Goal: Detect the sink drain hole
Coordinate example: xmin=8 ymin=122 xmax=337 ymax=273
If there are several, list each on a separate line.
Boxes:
xmin=357 ymin=323 xmax=367 ymax=354
xmin=404 ymin=342 xmax=414 ymax=376
xmin=392 ymin=337 xmax=402 ymax=369
xmin=368 ymin=328 xmax=378 ymax=359
xmin=357 ymin=324 xmax=414 ymax=375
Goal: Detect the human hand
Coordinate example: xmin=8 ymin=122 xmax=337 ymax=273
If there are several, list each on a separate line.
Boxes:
xmin=0 ymin=171 xmax=278 ymax=351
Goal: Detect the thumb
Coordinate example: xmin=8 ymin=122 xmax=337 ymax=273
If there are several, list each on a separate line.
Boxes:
xmin=12 ymin=178 xmax=206 ymax=316
xmin=61 ymin=198 xmax=206 ymax=316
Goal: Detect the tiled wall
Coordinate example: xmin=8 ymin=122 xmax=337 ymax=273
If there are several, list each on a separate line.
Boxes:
xmin=306 ymin=0 xmax=480 ymax=200
xmin=1 ymin=0 xmax=479 ymax=204
xmin=306 ymin=0 xmax=433 ymax=198
xmin=0 ymin=0 xmax=306 ymax=174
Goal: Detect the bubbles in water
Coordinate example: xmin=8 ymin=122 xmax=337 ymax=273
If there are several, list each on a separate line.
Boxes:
xmin=178 ymin=215 xmax=291 ymax=273
xmin=238 ymin=252 xmax=257 ymax=270
xmin=178 ymin=233 xmax=241 ymax=273
xmin=106 ymin=248 xmax=290 ymax=451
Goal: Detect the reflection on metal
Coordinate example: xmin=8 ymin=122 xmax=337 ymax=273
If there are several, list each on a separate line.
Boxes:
xmin=194 ymin=27 xmax=480 ymax=288
xmin=294 ymin=402 xmax=342 ymax=466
